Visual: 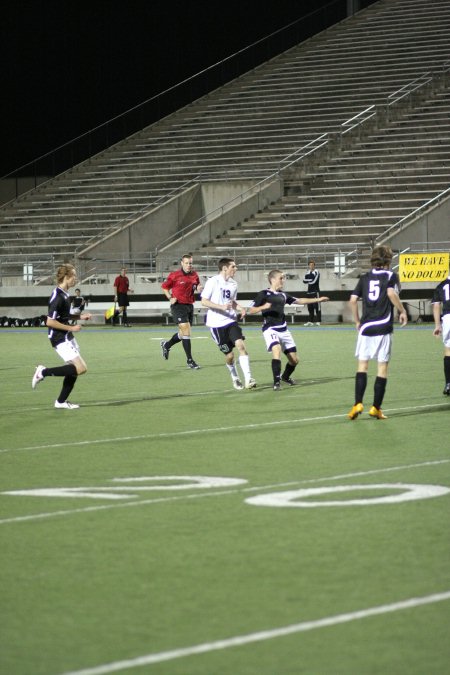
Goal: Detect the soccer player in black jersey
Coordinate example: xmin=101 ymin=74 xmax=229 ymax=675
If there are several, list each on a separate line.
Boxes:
xmin=348 ymin=245 xmax=407 ymax=420
xmin=32 ymin=264 xmax=92 ymax=408
xmin=248 ymin=270 xmax=329 ymax=390
xmin=431 ymin=273 xmax=450 ymax=395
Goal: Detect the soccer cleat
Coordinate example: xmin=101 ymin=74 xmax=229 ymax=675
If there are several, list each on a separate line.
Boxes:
xmin=273 ymin=382 xmax=281 ymax=391
xmin=32 ymin=365 xmax=45 ymax=389
xmin=245 ymin=377 xmax=257 ymax=389
xmin=54 ymin=400 xmax=80 ymax=409
xmin=303 ymin=321 xmax=314 ymax=326
xmin=314 ymin=322 xmax=321 ymax=326
xmin=160 ymin=340 xmax=169 ymax=360
xmin=348 ymin=403 xmax=364 ymax=420
xmin=232 ymin=378 xmax=244 ymax=390
xmin=443 ymin=384 xmax=450 ymax=396
xmin=187 ymin=359 xmax=200 ymax=370
xmin=369 ymin=406 xmax=387 ymax=419
xmin=281 ymin=376 xmax=296 ymax=386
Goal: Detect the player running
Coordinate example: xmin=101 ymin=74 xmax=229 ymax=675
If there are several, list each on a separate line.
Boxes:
xmin=247 ymin=269 xmax=329 ymax=390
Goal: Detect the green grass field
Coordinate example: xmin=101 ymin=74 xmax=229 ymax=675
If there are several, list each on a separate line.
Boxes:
xmin=1 ymin=323 xmax=449 ymax=675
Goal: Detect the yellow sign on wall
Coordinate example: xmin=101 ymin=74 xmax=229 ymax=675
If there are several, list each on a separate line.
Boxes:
xmin=399 ymin=253 xmax=449 ymax=282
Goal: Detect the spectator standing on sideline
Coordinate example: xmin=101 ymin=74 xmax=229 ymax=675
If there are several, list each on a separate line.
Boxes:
xmin=302 ymin=259 xmax=321 ymax=326
xmin=431 ymin=273 xmax=450 ymax=395
xmin=348 ymin=245 xmax=407 ymax=420
xmin=70 ymin=288 xmax=87 ymax=325
xmin=113 ymin=267 xmax=133 ymax=326
xmin=201 ymin=258 xmax=256 ymax=390
xmin=32 ymin=263 xmax=92 ymax=409
xmin=160 ymin=254 xmax=203 ymax=369
xmin=247 ymin=269 xmax=329 ymax=390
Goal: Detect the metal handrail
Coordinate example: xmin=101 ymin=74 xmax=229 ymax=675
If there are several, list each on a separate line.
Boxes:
xmin=376 ymin=187 xmax=450 ymax=245
xmin=3 ymin=45 xmax=447 ymax=286
xmin=341 ymin=106 xmax=376 ymax=134
xmin=154 ymin=67 xmax=442 ymax=257
xmin=155 ymin=134 xmax=330 ymax=254
xmin=75 ymin=174 xmax=201 ymax=254
xmin=387 ymin=72 xmax=432 ymax=107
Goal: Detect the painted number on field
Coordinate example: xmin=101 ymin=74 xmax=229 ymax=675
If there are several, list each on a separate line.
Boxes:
xmin=3 ymin=479 xmax=449 ymax=507
xmin=3 ymin=476 xmax=247 ymax=500
xmin=245 ymin=483 xmax=450 ymax=507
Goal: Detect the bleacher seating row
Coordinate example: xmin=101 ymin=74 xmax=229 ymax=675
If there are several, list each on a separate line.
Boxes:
xmin=1 ymin=0 xmax=450 ymax=281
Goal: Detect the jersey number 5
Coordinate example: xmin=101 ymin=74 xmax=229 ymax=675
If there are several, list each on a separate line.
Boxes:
xmin=368 ymin=280 xmax=380 ymax=301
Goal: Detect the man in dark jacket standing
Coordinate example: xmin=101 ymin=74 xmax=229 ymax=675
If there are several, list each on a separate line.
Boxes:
xmin=302 ymin=259 xmax=321 ymax=326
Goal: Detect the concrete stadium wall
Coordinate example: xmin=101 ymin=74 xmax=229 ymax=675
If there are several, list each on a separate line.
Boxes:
xmin=0 ymin=269 xmax=437 ymax=325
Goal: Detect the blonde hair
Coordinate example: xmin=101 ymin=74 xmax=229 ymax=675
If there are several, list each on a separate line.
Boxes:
xmin=56 ymin=264 xmax=76 ymax=284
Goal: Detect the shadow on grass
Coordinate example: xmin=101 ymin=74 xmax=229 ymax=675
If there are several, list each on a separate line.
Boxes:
xmin=81 ymin=374 xmax=357 ymax=407
xmin=388 ymin=402 xmax=450 ymax=418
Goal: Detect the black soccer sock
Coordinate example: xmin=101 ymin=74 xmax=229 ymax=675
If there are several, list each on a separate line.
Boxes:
xmin=282 ymin=362 xmax=296 ymax=380
xmin=182 ymin=337 xmax=193 ymax=360
xmin=444 ymin=356 xmax=450 ymax=384
xmin=57 ymin=375 xmax=77 ymax=404
xmin=355 ymin=371 xmax=367 ymax=404
xmin=272 ymin=359 xmax=282 ymax=383
xmin=316 ymin=308 xmax=322 ymax=322
xmin=373 ymin=376 xmax=387 ymax=409
xmin=43 ymin=364 xmax=78 ymax=378
xmin=166 ymin=333 xmax=182 ymax=349
xmin=122 ymin=310 xmax=128 ymax=323
xmin=308 ymin=307 xmax=314 ymax=321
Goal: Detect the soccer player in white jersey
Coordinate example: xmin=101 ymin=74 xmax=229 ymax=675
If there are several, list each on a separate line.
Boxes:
xmin=348 ymin=245 xmax=407 ymax=420
xmin=31 ymin=263 xmax=92 ymax=408
xmin=201 ymin=258 xmax=256 ymax=390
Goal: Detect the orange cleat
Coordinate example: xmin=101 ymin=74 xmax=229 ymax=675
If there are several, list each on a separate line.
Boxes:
xmin=369 ymin=406 xmax=387 ymax=419
xmin=348 ymin=403 xmax=364 ymax=420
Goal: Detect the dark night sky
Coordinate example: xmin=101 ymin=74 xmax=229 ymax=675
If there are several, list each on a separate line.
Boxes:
xmin=1 ymin=0 xmax=374 ymax=175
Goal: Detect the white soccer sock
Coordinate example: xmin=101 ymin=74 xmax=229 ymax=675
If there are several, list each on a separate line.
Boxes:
xmin=239 ymin=354 xmax=251 ymax=381
xmin=226 ymin=363 xmax=238 ymax=379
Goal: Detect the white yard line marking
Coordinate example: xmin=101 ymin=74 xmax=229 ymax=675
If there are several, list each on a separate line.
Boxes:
xmin=1 ymin=459 xmax=448 ymax=525
xmin=60 ymin=591 xmax=450 ymax=674
xmin=0 ymin=401 xmax=447 ymax=456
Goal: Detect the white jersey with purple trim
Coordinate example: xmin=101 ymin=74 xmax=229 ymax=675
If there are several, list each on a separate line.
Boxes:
xmin=201 ymin=274 xmax=238 ymax=328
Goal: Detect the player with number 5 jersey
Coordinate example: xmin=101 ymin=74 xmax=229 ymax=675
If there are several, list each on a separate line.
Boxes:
xmin=348 ymin=245 xmax=407 ymax=420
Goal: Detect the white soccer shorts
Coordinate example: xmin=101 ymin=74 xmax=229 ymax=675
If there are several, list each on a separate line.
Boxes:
xmin=442 ymin=314 xmax=450 ymax=348
xmin=355 ymin=333 xmax=392 ymax=362
xmin=55 ymin=338 xmax=81 ymax=363
xmin=263 ymin=327 xmax=296 ymax=353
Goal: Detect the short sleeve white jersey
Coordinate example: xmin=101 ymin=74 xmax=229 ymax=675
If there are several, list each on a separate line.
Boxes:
xmin=201 ymin=274 xmax=238 ymax=327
